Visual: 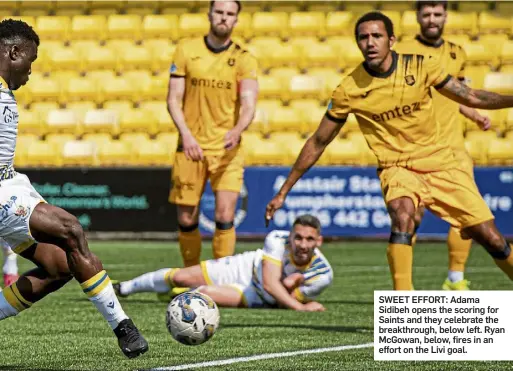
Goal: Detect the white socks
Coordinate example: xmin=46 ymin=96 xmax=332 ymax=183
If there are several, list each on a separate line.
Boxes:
xmin=120 ymin=268 xmax=173 ymax=295
xmin=448 ymin=270 xmax=464 ymax=283
xmin=2 ymin=244 xmax=17 ymax=275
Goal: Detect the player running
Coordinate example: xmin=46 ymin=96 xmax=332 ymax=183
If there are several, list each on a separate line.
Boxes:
xmin=0 ymin=20 xmax=147 ymax=358
xmin=167 ymin=0 xmax=258 ymax=267
xmin=266 ymin=12 xmax=513 ymax=291
xmin=395 ymin=0 xmax=491 ymax=291
xmin=114 ymin=215 xmax=331 ymax=312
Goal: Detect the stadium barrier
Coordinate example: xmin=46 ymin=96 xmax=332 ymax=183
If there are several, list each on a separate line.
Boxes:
xmin=19 ymin=167 xmax=513 ymax=239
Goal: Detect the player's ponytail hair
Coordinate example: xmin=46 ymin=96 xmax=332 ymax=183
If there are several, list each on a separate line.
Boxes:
xmin=293 ymin=215 xmax=322 ymax=234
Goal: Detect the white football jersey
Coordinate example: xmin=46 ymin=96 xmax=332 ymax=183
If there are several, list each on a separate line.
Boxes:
xmin=0 ymin=78 xmax=18 ymax=168
xmin=252 ymin=230 xmax=333 ymax=306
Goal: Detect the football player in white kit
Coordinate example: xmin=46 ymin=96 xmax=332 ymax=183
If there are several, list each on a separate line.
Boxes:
xmin=114 ymin=215 xmax=332 ymax=312
xmin=0 ymin=19 xmax=147 ymax=358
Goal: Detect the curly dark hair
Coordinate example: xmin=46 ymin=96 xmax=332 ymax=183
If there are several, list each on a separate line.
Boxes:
xmin=354 ymin=12 xmax=395 ymax=40
xmin=0 ymin=19 xmax=39 ymax=47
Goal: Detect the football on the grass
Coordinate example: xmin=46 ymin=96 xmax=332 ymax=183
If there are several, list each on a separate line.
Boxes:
xmin=166 ymin=291 xmax=220 ymax=345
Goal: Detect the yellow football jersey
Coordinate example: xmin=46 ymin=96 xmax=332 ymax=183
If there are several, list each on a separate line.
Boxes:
xmin=171 ymin=36 xmax=258 ymax=155
xmin=327 ymin=51 xmax=458 ymax=172
xmin=395 ymin=36 xmax=467 ymax=150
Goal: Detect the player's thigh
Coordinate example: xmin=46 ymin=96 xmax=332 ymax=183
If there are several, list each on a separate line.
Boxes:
xmin=202 ymin=252 xmax=254 ymax=286
xmin=426 ymin=168 xmax=494 ymax=230
xmin=169 ymin=152 xmax=208 ymax=207
xmin=208 ymin=147 xmax=244 ymax=196
xmin=198 ymin=284 xmax=246 ymax=308
xmin=462 ymin=219 xmax=506 ymax=251
xmin=172 ymin=265 xmax=208 ymax=287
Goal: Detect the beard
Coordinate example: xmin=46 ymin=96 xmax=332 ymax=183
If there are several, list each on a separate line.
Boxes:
xmin=211 ymin=23 xmax=232 ymax=38
xmin=421 ymin=24 xmax=444 ymax=41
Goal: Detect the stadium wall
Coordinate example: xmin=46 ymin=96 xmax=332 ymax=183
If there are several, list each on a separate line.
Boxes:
xmin=19 ymin=166 xmax=513 ymax=240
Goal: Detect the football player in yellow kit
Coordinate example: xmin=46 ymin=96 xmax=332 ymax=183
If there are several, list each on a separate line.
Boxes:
xmin=395 ymin=1 xmax=491 ymax=290
xmin=167 ymin=0 xmax=258 ymax=267
xmin=266 ymin=12 xmax=513 ymax=291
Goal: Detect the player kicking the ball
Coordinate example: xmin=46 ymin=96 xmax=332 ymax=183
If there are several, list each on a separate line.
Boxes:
xmin=114 ymin=215 xmax=332 ymax=311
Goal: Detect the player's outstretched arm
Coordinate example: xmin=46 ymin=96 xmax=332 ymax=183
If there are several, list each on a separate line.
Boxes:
xmin=262 ymin=260 xmax=325 ymax=312
xmin=265 ymin=115 xmax=342 ymax=225
xmin=167 ymin=77 xmax=203 ymax=161
xmin=459 ymin=105 xmax=491 ymax=131
xmin=225 ymin=79 xmax=259 ymax=150
xmin=439 ymin=77 xmax=513 ymax=110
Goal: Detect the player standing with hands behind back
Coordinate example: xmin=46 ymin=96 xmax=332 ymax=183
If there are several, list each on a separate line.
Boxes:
xmin=167 ymin=0 xmax=258 ymax=267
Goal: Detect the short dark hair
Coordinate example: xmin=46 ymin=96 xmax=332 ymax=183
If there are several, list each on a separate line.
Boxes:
xmin=354 ymin=11 xmax=395 ymax=40
xmin=416 ymin=1 xmax=448 ymax=12
xmin=0 ymin=19 xmax=39 ymax=47
xmin=293 ymin=214 xmax=321 ymax=234
xmin=209 ymin=0 xmax=242 ymax=14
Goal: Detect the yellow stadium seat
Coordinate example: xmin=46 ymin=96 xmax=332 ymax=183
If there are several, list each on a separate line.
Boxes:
xmin=269 ymin=44 xmax=302 ymax=68
xmin=159 ymin=1 xmax=193 ymax=14
xmin=465 ymin=109 xmax=507 ymax=133
xmin=30 ymin=102 xmax=60 ymax=123
xmin=248 ymin=139 xmax=286 ymax=166
xmin=83 ymin=46 xmax=117 ymax=71
xmin=0 ymin=2 xmax=19 ymax=14
xmin=463 ymin=42 xmax=492 ymax=66
xmin=68 ymin=40 xmax=100 ymax=58
xmin=496 ymin=2 xmax=513 ymax=15
xmin=86 ymin=70 xmax=117 ymax=86
xmin=232 ymin=12 xmax=252 ymax=40
xmin=97 ymin=140 xmax=133 ymax=166
xmin=288 ymin=11 xmax=325 ymax=38
xmin=36 ymin=16 xmax=71 ymax=41
xmin=52 ymin=70 xmax=81 ymax=86
xmin=445 ymin=11 xmax=478 ymax=37
xmin=400 ymin=11 xmax=417 ymax=38
xmin=139 ymin=101 xmax=175 ymax=133
xmin=464 ymin=137 xmax=486 ymax=165
xmin=118 ymin=45 xmax=153 ymax=71
xmin=151 ymin=42 xmax=176 ymax=72
xmin=250 ymin=36 xmax=282 ymax=49
xmin=103 ymin=100 xmax=134 ymax=117
xmin=66 ymin=101 xmax=97 ymax=122
xmin=82 ymin=133 xmax=113 ymax=147
xmin=63 ymin=77 xmax=99 ymax=105
xmin=484 ymin=73 xmax=513 ymax=95
xmin=135 ymin=141 xmax=173 ymax=166
xmin=478 ymin=12 xmax=512 ymax=34
xmin=142 ymin=15 xmax=179 ymax=40
xmin=344 ymin=2 xmax=376 ymax=14
xmin=155 ymin=132 xmax=179 ymax=148
xmin=285 ymin=36 xmax=319 ymax=52
xmin=82 ymin=109 xmax=118 ymax=135
xmin=268 ymin=106 xmax=305 ymax=133
xmin=303 ymin=106 xmax=326 ymax=134
xmin=28 ymin=79 xmax=61 ymax=103
xmin=61 ymin=140 xmax=97 ymax=166
xmin=120 ymin=132 xmax=152 ymax=148
xmin=100 ymin=77 xmax=134 ymax=102
xmin=241 ymin=133 xmax=264 ymax=164
xmin=268 ymin=67 xmax=301 ymax=87
xmin=325 ymin=36 xmax=363 ymax=67
xmin=89 ymin=0 xmax=123 ymax=15
xmin=26 ymin=141 xmax=60 ymax=167
xmin=307 ymin=68 xmax=344 ymax=95
xmin=252 ymin=12 xmax=289 ymax=38
xmin=141 ymin=75 xmax=168 ymax=101
xmin=501 ymin=42 xmax=513 ymax=66
xmin=465 ymin=130 xmax=498 ymax=159
xmin=70 ymin=15 xmax=107 ymax=41
xmin=38 ymin=40 xmax=64 ymax=60
xmin=381 ymin=1 xmax=414 ymax=12
xmin=125 ymin=1 xmax=158 ymax=15
xmin=104 ymin=39 xmax=136 ymax=54
xmin=478 ymin=34 xmax=508 ymax=64
xmin=259 ymin=75 xmax=287 ymax=100
xmin=458 ymin=2 xmax=490 ymax=13
xmin=54 ymin=1 xmax=87 ymax=16
xmin=46 ymin=109 xmax=79 ymax=135
xmin=19 ymin=5 xmax=51 ymax=17
xmin=46 ymin=134 xmax=77 ymax=150
xmin=289 ymin=75 xmax=324 ymax=101
xmin=270 ymin=132 xmax=306 ymax=165
xmin=488 ymin=138 xmax=513 ymax=165
xmin=18 ymin=109 xmax=43 ymax=136
xmin=326 ymin=138 xmax=362 ymax=165
xmin=464 ymin=65 xmax=491 ymax=89
xmin=301 ymin=43 xmax=341 ymax=70
xmin=119 ymin=109 xmax=158 ymax=135
xmin=17 ymin=134 xmax=39 ymax=149
xmin=325 ymin=11 xmax=354 ymax=37
xmin=504 ymin=108 xmax=513 ymax=132
xmin=381 ymin=11 xmax=402 ymax=37
xmin=46 ymin=47 xmax=82 ymax=73
xmin=107 ymin=15 xmax=142 ymax=40
xmin=289 ymin=98 xmax=323 ymax=116
xmin=506 ymin=131 xmax=513 ymax=140
xmin=248 ymin=108 xmax=270 ymax=135
xmin=178 ymin=13 xmax=209 ymax=38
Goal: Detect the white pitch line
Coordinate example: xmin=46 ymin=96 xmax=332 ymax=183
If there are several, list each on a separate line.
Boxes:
xmin=147 ymin=342 xmax=374 ymax=371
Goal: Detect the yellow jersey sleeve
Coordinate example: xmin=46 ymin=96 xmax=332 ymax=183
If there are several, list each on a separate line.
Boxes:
xmin=425 ymin=56 xmax=452 ymax=89
xmin=325 ymin=82 xmax=351 ymax=124
xmin=170 ymin=42 xmax=187 ymax=77
xmin=237 ymin=52 xmax=258 ymax=81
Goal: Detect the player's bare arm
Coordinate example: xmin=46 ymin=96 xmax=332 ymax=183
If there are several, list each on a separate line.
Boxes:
xmin=265 ymin=115 xmax=342 ymax=225
xmin=225 ymin=79 xmax=259 ymax=150
xmin=167 ymin=77 xmax=204 ymax=161
xmin=459 ymin=105 xmax=491 ymax=131
xmin=439 ymin=77 xmax=513 ymax=110
xmin=262 ymin=260 xmax=325 ymax=312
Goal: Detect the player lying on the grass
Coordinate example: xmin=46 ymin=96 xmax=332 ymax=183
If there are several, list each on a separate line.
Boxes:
xmin=266 ymin=12 xmax=513 ymax=291
xmin=0 ymin=20 xmax=147 ymax=358
xmin=114 ymin=215 xmax=332 ymax=312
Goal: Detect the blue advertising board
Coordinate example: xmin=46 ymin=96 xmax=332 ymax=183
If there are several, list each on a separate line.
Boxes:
xmin=198 ymin=167 xmax=513 ymax=238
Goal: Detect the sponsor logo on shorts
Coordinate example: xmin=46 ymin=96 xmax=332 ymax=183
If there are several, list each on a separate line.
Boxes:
xmin=14 ymin=205 xmax=28 ymax=217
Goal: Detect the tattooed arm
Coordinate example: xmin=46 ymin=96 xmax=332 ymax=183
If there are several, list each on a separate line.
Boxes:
xmin=438 ymin=77 xmax=513 ymax=109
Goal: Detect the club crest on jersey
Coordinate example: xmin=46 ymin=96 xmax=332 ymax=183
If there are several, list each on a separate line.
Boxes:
xmin=404 ymin=75 xmax=415 ymax=86
xmin=227 ymin=58 xmax=235 ymax=67
xmin=450 ymin=52 xmax=457 ymax=59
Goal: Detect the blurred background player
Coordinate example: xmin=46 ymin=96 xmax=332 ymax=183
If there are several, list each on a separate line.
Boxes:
xmin=2 ymin=241 xmax=18 ymax=287
xmin=114 ymin=215 xmax=331 ymax=312
xmin=0 ymin=19 xmax=147 ymax=358
xmin=266 ymin=12 xmax=513 ymax=291
xmin=395 ymin=0 xmax=492 ymax=291
xmin=167 ymin=0 xmax=258 ymax=267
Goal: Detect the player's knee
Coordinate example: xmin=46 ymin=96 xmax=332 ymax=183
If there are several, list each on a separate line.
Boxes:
xmin=62 ymin=216 xmax=85 ymax=249
xmin=214 ymin=208 xmax=235 ymax=224
xmin=391 ymin=210 xmax=415 ymax=233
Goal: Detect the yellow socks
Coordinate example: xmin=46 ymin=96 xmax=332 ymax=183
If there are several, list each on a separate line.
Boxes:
xmin=447 ymin=227 xmax=472 ymax=274
xmin=213 ymin=221 xmax=235 ymax=259
xmin=178 ymin=224 xmax=202 ymax=267
xmin=3 ymin=281 xmax=32 ymax=313
xmin=387 ymin=232 xmax=414 ymax=290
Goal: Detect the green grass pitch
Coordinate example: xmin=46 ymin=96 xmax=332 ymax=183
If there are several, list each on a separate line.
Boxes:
xmin=0 ymin=240 xmax=511 ymax=370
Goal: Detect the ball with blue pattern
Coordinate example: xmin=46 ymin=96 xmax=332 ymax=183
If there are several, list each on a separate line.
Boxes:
xmin=166 ymin=291 xmax=220 ymax=346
